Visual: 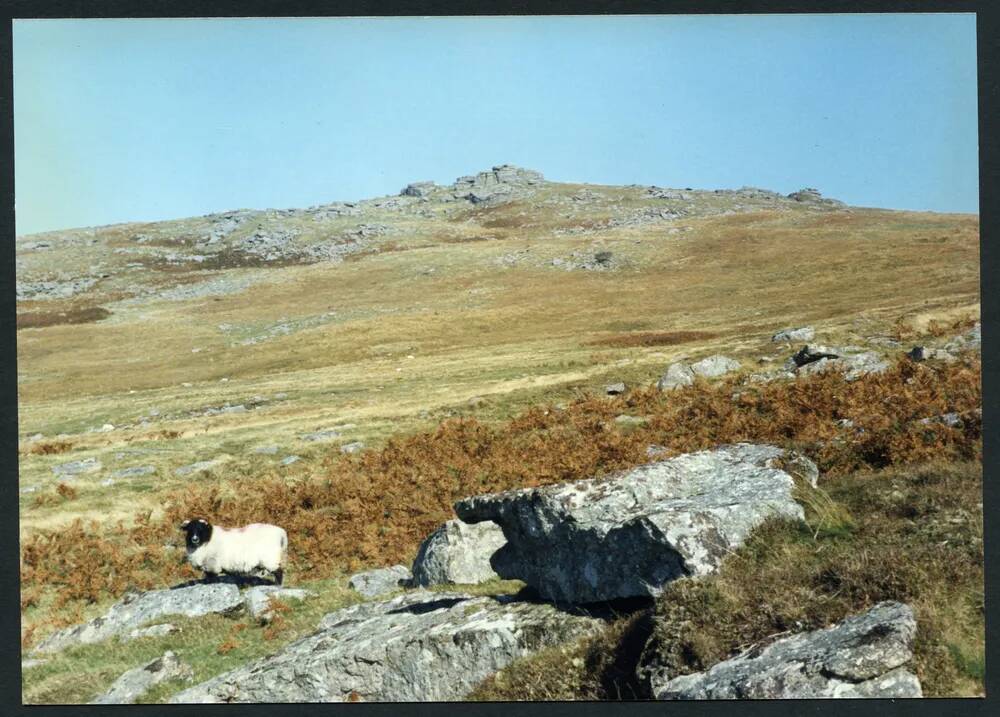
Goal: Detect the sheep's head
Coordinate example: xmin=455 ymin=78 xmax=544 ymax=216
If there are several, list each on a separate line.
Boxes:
xmin=180 ymin=518 xmax=213 ymax=550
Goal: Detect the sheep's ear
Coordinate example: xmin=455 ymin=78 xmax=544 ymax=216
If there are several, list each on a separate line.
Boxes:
xmin=180 ymin=520 xmax=190 ymax=529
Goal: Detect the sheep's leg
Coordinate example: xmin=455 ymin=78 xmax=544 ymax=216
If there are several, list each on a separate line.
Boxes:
xmin=273 ymin=568 xmax=283 ymax=586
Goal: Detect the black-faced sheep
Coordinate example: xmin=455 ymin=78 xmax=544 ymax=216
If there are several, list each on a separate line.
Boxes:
xmin=180 ymin=518 xmax=287 ymax=585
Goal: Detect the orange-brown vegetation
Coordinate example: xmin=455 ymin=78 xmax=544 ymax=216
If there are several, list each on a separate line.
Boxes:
xmin=17 ymin=306 xmax=111 ymax=330
xmin=19 ymin=354 xmax=980 ymax=619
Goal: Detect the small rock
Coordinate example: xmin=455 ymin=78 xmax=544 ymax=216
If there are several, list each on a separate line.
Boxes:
xmin=253 ymin=445 xmax=280 ymax=455
xmin=772 ymin=326 xmax=815 ymax=343
xmin=90 ymin=651 xmax=194 ymax=704
xmin=111 ymin=465 xmax=156 ymax=479
xmin=340 ymin=441 xmax=365 ymax=454
xmin=122 ymin=624 xmax=180 ymax=642
xmin=22 ymin=658 xmax=47 ymax=670
xmin=301 ymin=429 xmax=341 ymax=442
xmin=280 ymin=455 xmax=300 ymax=466
xmin=347 ymin=565 xmax=412 ymax=598
xmin=690 ymin=355 xmax=740 ymax=378
xmin=243 ymin=586 xmax=314 ymax=623
xmin=411 ymin=520 xmax=507 ymax=586
xmin=657 ymin=362 xmax=695 ymax=391
xmin=174 ymin=460 xmax=218 ymax=477
xmin=52 ymin=458 xmax=102 ymax=477
xmin=605 ymin=382 xmax=626 ymax=396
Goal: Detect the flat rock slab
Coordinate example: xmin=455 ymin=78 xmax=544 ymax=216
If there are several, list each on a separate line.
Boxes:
xmin=411 ymin=520 xmax=506 ymax=587
xmin=455 ymin=444 xmax=815 ymax=603
xmin=169 ymin=591 xmax=602 ymax=702
xmin=91 ymin=651 xmax=194 ymax=704
xmin=348 ymin=565 xmax=413 ymax=598
xmin=651 ymin=602 xmax=921 ymax=699
xmin=33 ymin=584 xmax=243 ymax=654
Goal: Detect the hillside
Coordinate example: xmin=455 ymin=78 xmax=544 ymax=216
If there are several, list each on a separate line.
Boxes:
xmin=17 ymin=166 xmax=982 ymax=702
xmin=16 ymin=165 xmax=979 ymax=531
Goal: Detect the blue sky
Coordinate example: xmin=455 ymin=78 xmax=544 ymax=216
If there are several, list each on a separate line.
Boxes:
xmin=14 ymin=14 xmax=979 ymax=236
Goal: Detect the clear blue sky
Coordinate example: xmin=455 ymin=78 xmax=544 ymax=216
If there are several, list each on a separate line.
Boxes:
xmin=14 ymin=14 xmax=979 ymax=236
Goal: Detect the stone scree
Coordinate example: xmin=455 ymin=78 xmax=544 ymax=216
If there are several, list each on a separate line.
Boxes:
xmin=169 ymin=591 xmax=602 ymax=702
xmin=454 ymin=444 xmax=816 ymax=604
xmin=650 ymin=602 xmax=922 ymax=699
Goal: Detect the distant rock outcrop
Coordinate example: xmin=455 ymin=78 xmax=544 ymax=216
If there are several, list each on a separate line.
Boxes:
xmin=455 ymin=444 xmax=816 ymax=604
xmin=648 ymin=602 xmax=921 ymax=699
xmin=168 ymin=591 xmax=602 ymax=702
xmin=787 ymin=188 xmax=846 ymax=207
xmin=452 ymin=165 xmax=544 ymax=204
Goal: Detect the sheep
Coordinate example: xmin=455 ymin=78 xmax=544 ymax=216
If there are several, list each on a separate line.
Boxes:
xmin=180 ymin=518 xmax=287 ymax=585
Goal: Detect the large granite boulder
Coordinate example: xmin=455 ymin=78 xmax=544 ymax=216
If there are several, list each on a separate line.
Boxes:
xmin=33 ymin=584 xmax=243 ymax=654
xmin=650 ymin=602 xmax=921 ymax=699
xmin=90 ymin=651 xmax=194 ymax=704
xmin=168 ymin=591 xmax=602 ymax=702
xmin=454 ymin=444 xmax=816 ymax=604
xmin=411 ymin=520 xmax=507 ymax=586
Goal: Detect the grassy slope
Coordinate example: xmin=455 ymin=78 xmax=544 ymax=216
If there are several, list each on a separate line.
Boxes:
xmin=17 ymin=178 xmax=982 ymax=701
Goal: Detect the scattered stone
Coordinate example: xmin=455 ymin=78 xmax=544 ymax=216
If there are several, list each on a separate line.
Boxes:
xmin=22 ymin=658 xmax=47 ymax=670
xmin=657 ymin=362 xmax=695 ymax=391
xmin=348 ymin=565 xmax=413 ymax=598
xmin=772 ymin=326 xmax=815 ymax=343
xmin=918 ymin=410 xmax=980 ymax=429
xmin=690 ymin=355 xmax=740 ymax=378
xmin=52 ymin=458 xmax=102 ymax=478
xmin=605 ymin=382 xmax=626 ymax=396
xmin=280 ymin=455 xmax=300 ymax=466
xmin=789 ymin=345 xmax=840 ymax=368
xmin=944 ymin=322 xmax=981 ymax=352
xmin=907 ymin=346 xmax=956 ymax=363
xmin=122 ymin=623 xmax=180 ymax=642
xmin=411 ymin=520 xmax=506 ymax=587
xmin=244 ymin=586 xmax=314 ymax=623
xmin=100 ymin=478 xmax=115 ymax=487
xmin=34 ymin=583 xmax=244 ymax=653
xmin=174 ymin=460 xmax=218 ymax=477
xmin=20 ymin=485 xmax=39 ymax=494
xmin=90 ymin=651 xmax=194 ymax=704
xmin=649 ymin=602 xmax=921 ymax=699
xmin=455 ymin=444 xmax=816 ymax=603
xmin=168 ymin=591 xmax=602 ymax=703
xmin=614 ymin=415 xmax=648 ymax=429
xmin=340 ymin=441 xmax=365 ymax=454
xmin=253 ymin=445 xmax=280 ymax=455
xmin=111 ymin=465 xmax=156 ymax=479
xmin=301 ymin=429 xmax=340 ymax=442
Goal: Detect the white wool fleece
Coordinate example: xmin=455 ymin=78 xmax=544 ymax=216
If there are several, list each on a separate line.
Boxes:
xmin=187 ymin=523 xmax=287 ymax=576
